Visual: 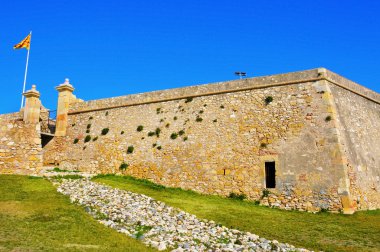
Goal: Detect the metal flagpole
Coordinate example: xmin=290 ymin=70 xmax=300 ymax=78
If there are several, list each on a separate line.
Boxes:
xmin=20 ymin=31 xmax=32 ymax=109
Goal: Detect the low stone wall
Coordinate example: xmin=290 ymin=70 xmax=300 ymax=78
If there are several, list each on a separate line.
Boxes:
xmin=0 ymin=113 xmax=42 ymax=174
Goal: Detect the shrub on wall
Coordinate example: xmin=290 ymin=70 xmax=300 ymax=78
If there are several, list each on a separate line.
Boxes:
xmin=119 ymin=162 xmax=129 ymax=171
xmin=265 ymin=96 xmax=273 ymax=105
xmin=137 ymin=125 xmax=144 ymax=132
xmin=228 ymin=192 xmax=247 ymax=201
xmin=260 ymin=143 xmax=267 ymax=148
xmin=73 ymin=138 xmax=79 ymax=144
xmin=185 ymin=97 xmax=193 ymax=103
xmin=155 ymin=128 xmax=161 ymax=137
xmin=89 ymin=116 xmax=93 ymax=120
xmin=178 ymin=130 xmax=185 ymax=136
xmin=325 ymin=116 xmax=332 ymax=122
xmin=93 ymin=136 xmax=98 ymax=142
xmin=87 ymin=124 xmax=91 ymax=129
xmin=105 ymin=111 xmax=109 ymax=116
xmin=84 ymin=135 xmax=91 ymax=143
xmin=196 ymin=116 xmax=203 ymax=122
xmin=101 ymin=128 xmax=109 ymax=135
xmin=261 ymin=189 xmax=270 ymax=198
xmin=148 ymin=131 xmax=155 ymax=137
xmin=86 ymin=129 xmax=90 ymax=133
xmin=170 ymin=133 xmax=178 ymax=139
xmin=157 ymin=146 xmax=162 ymax=150
xmin=127 ymin=145 xmax=134 ymax=154
xmin=121 ymin=131 xmax=124 ymax=135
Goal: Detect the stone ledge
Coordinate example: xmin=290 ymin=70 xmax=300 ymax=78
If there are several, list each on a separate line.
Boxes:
xmin=68 ymin=68 xmax=380 ymax=115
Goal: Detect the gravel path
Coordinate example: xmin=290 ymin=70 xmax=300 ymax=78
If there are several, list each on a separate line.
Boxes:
xmin=55 ymin=179 xmax=313 ymax=252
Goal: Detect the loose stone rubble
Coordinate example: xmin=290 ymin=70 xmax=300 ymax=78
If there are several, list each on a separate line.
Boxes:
xmin=55 ymin=178 xmax=313 ymax=252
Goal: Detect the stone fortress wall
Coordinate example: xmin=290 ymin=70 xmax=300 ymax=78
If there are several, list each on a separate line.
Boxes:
xmin=43 ymin=68 xmax=380 ymax=213
xmin=0 ymin=111 xmax=42 ymax=174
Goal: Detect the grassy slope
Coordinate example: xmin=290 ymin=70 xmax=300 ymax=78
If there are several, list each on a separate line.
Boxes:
xmin=0 ymin=175 xmax=155 ymax=252
xmin=93 ymin=175 xmax=380 ymax=252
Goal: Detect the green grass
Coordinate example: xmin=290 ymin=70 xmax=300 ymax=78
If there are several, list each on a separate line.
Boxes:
xmin=0 ymin=175 xmax=156 ymax=251
xmin=93 ymin=174 xmax=380 ymax=252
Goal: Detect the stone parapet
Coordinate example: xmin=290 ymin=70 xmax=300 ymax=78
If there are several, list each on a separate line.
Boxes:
xmin=68 ymin=68 xmax=379 ymax=115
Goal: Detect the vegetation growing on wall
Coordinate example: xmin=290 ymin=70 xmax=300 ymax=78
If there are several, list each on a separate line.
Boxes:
xmin=170 ymin=133 xmax=178 ymax=139
xmin=127 ymin=146 xmax=134 ymax=154
xmin=137 ymin=125 xmax=144 ymax=132
xmin=185 ymin=97 xmax=193 ymax=103
xmin=101 ymin=128 xmax=109 ymax=135
xmin=119 ymin=162 xmax=129 ymax=171
xmin=84 ymin=135 xmax=91 ymax=143
xmin=325 ymin=116 xmax=332 ymax=122
xmin=73 ymin=138 xmax=79 ymax=144
xmin=265 ymin=96 xmax=273 ymax=105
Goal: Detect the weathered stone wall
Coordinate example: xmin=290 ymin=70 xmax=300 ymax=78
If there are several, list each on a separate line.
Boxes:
xmin=0 ymin=112 xmax=43 ymax=174
xmin=44 ymin=78 xmax=348 ymax=212
xmin=330 ymin=84 xmax=380 ymax=210
xmin=42 ymin=68 xmax=380 ymax=212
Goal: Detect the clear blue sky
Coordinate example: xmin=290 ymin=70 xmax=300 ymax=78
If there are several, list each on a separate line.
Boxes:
xmin=1 ymin=0 xmax=379 ymax=113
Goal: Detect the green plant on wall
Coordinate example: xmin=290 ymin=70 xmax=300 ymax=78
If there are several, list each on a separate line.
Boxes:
xmin=155 ymin=128 xmax=161 ymax=137
xmin=265 ymin=96 xmax=273 ymax=105
xmin=137 ymin=125 xmax=144 ymax=132
xmin=185 ymin=97 xmax=193 ymax=103
xmin=260 ymin=143 xmax=267 ymax=148
xmin=325 ymin=115 xmax=332 ymax=122
xmin=101 ymin=128 xmax=109 ymax=135
xmin=119 ymin=162 xmax=129 ymax=171
xmin=87 ymin=124 xmax=91 ymax=129
xmin=196 ymin=116 xmax=203 ymax=122
xmin=178 ymin=130 xmax=185 ymax=136
xmin=148 ymin=131 xmax=155 ymax=137
xmin=170 ymin=133 xmax=178 ymax=139
xmin=127 ymin=145 xmax=134 ymax=154
xmin=120 ymin=131 xmax=124 ymax=135
xmin=73 ymin=138 xmax=79 ymax=144
xmin=89 ymin=116 xmax=93 ymax=120
xmin=105 ymin=111 xmax=109 ymax=116
xmin=261 ymin=189 xmax=270 ymax=198
xmin=93 ymin=136 xmax=98 ymax=142
xmin=84 ymin=135 xmax=91 ymax=143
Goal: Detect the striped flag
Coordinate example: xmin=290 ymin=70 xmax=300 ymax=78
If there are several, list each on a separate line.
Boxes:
xmin=14 ymin=34 xmax=31 ymax=50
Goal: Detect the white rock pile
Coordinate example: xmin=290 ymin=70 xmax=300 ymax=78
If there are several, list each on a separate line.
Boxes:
xmin=55 ymin=179 xmax=312 ymax=252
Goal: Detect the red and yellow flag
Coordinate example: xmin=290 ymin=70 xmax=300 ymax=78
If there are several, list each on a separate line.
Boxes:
xmin=13 ymin=34 xmax=31 ymax=50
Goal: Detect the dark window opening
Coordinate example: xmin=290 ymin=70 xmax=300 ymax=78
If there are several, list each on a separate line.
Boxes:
xmin=265 ymin=161 xmax=276 ymax=188
xmin=223 ymin=169 xmax=226 ymax=175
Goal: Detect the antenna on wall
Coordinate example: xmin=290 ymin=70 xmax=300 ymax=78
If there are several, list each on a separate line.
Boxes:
xmin=235 ymin=71 xmax=247 ymax=79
